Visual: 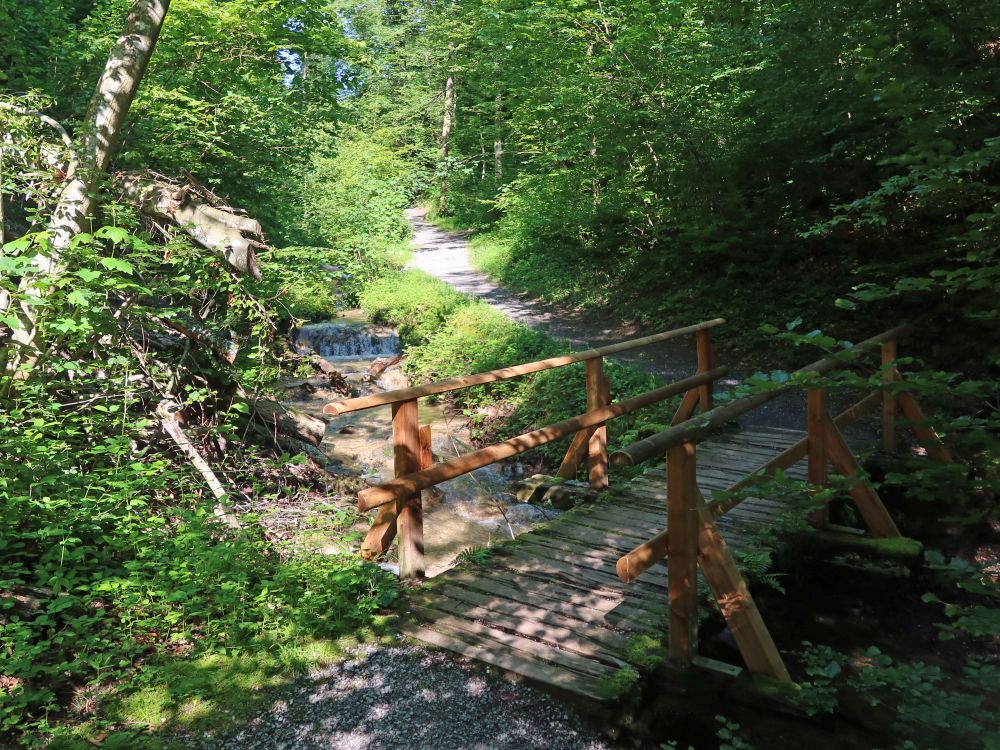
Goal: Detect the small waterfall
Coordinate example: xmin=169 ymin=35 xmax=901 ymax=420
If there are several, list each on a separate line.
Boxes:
xmin=296 ymin=320 xmax=401 ymax=359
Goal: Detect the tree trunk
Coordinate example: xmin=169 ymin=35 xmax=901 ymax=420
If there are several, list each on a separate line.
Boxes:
xmin=438 ymin=49 xmax=455 ymax=215
xmin=493 ymin=63 xmax=503 ymax=180
xmin=117 ymin=173 xmax=264 ymax=279
xmin=8 ymin=0 xmax=170 ymax=373
xmin=243 ymin=393 xmax=326 ymax=447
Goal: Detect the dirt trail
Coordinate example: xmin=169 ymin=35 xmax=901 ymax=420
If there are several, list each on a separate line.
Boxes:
xmin=405 ymin=207 xmax=819 ymax=431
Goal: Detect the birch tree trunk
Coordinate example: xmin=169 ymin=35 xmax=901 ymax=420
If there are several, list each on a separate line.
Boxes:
xmin=438 ymin=42 xmax=456 ymax=215
xmin=8 ymin=0 xmax=170 ymax=374
xmin=494 ymin=91 xmax=503 ymax=180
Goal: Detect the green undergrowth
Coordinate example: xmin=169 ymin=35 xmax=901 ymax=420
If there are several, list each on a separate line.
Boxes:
xmin=0 ymin=230 xmax=400 ymax=747
xmin=258 ymin=241 xmax=411 ymax=327
xmin=359 ymin=268 xmax=671 ymax=467
xmin=464 ymin=228 xmax=810 ymax=354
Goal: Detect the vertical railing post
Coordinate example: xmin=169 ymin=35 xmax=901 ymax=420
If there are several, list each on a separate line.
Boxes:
xmin=394 ymin=398 xmax=424 ymax=579
xmin=807 ymin=388 xmax=829 ymax=527
xmin=667 ymin=440 xmax=698 ymax=666
xmin=695 ymin=329 xmax=717 ymax=412
xmin=586 ymin=356 xmax=610 ymax=489
xmin=881 ymin=339 xmax=897 ymax=453
xmin=807 ymin=388 xmax=828 ymax=486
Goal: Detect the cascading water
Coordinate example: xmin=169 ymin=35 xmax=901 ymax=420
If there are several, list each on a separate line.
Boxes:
xmin=285 ymin=309 xmax=556 ymax=576
xmin=296 ymin=319 xmax=400 ymax=359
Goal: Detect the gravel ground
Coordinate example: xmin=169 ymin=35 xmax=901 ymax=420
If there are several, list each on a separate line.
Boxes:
xmin=188 ymin=644 xmax=618 ymax=750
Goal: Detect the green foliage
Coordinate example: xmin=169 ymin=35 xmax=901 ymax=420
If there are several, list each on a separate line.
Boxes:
xmin=257 ymin=245 xmax=395 ymax=323
xmin=715 ymin=715 xmax=755 ymax=750
xmin=301 ymin=135 xmax=421 ymax=248
xmin=0 ymin=227 xmax=397 ymax=742
xmin=359 ymin=270 xmax=467 ymax=345
xmin=455 ymin=545 xmax=492 ymax=567
xmin=596 ymin=666 xmax=640 ymax=701
xmin=623 ymin=634 xmax=668 ymax=671
xmin=922 ymin=550 xmax=1000 ymax=641
xmin=796 ymin=642 xmax=1000 ymax=748
xmin=384 ymin=0 xmax=1000 ymax=366
xmin=732 ymin=551 xmax=785 ymax=594
xmin=362 ymin=267 xmax=665 ymax=464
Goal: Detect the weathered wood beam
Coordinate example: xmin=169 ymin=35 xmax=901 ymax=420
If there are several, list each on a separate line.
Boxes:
xmin=356 ymin=367 xmax=728 ymax=512
xmin=611 ymin=324 xmax=912 ymax=467
xmin=325 ymin=319 xmax=725 ymax=416
xmin=694 ymin=492 xmax=792 ymax=682
xmin=823 ymin=413 xmax=900 ymax=537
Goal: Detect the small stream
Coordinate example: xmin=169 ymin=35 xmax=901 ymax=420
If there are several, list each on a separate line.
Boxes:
xmin=287 ymin=310 xmax=551 ymax=576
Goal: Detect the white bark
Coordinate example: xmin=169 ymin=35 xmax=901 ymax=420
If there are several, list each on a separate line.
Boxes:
xmin=438 ymin=52 xmax=455 ymax=214
xmin=117 ymin=173 xmax=264 ymax=279
xmin=9 ymin=0 xmax=170 ymax=371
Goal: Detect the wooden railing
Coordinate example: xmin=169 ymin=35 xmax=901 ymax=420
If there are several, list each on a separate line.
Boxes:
xmin=609 ymin=324 xmax=951 ymax=683
xmin=324 ymin=319 xmax=726 ymax=578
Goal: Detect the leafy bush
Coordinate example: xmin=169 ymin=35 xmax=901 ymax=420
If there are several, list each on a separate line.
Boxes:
xmin=0 ymin=228 xmax=398 ymax=742
xmin=258 ymin=245 xmax=395 ymax=322
xmin=796 ymin=643 xmax=1000 ymax=748
xmin=363 ymin=267 xmax=670 ymax=465
xmin=301 ymin=136 xmax=419 ymax=248
xmin=359 ymin=270 xmax=467 ymax=345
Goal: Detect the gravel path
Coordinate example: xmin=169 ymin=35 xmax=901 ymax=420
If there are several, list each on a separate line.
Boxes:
xmin=190 ymin=645 xmax=617 ymax=750
xmin=405 ymin=208 xmax=826 ymax=431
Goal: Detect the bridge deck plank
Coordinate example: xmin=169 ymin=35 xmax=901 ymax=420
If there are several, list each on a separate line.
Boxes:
xmin=399 ymin=427 xmax=814 ymax=703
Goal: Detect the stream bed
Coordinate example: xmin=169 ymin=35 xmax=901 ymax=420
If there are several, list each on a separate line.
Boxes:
xmin=285 ymin=310 xmax=552 ymax=576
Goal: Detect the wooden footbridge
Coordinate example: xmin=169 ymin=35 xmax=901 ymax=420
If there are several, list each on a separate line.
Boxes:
xmin=323 ymin=320 xmax=950 ymax=700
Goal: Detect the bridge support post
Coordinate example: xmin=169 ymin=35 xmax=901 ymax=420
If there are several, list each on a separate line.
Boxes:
xmin=807 ymin=388 xmax=830 ymax=527
xmin=696 ymin=329 xmax=717 ymax=412
xmin=586 ymin=357 xmax=610 ymax=489
xmin=667 ymin=441 xmax=698 ymax=665
xmin=395 ymin=399 xmax=425 ymax=579
xmin=881 ymin=340 xmax=897 ymax=453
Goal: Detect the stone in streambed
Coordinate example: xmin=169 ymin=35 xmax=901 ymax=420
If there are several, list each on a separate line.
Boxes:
xmin=514 ymin=474 xmax=598 ymax=510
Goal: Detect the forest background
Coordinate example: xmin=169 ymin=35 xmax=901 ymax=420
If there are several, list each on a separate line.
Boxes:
xmin=1 ymin=0 xmax=997 ymax=746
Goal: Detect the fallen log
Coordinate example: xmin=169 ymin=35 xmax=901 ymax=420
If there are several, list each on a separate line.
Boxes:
xmin=117 ymin=172 xmax=265 ymax=279
xmin=364 ymin=355 xmax=403 ymax=382
xmin=157 ymin=399 xmax=243 ymax=534
xmin=243 ymin=392 xmax=326 ymax=446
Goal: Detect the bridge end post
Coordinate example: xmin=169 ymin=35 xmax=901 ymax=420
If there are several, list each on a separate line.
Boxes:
xmin=807 ymin=388 xmax=830 ymax=527
xmin=395 ymin=399 xmax=426 ymax=579
xmin=667 ymin=440 xmax=698 ymax=666
xmin=586 ymin=357 xmax=610 ymax=489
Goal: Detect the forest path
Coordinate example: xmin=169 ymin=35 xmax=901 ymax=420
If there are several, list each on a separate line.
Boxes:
xmin=404 ymin=208 xmax=820 ymax=432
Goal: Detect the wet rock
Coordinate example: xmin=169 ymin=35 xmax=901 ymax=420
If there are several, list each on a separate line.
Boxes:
xmin=377 ymin=365 xmax=409 ymax=392
xmin=514 ymin=475 xmax=598 ymax=510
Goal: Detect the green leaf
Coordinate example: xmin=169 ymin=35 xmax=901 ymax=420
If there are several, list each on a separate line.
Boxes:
xmin=95 ymin=226 xmax=131 ymax=244
xmin=100 ymin=257 xmax=135 ymax=274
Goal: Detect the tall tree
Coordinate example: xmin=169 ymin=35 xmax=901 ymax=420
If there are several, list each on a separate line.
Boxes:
xmin=7 ymin=0 xmax=170 ymax=376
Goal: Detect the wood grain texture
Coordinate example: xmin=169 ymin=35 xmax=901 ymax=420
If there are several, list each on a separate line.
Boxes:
xmin=400 ymin=425 xmax=894 ymax=702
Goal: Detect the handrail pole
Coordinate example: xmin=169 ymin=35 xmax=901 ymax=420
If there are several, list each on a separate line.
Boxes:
xmin=358 ymin=367 xmax=729 ymax=511
xmin=324 ymin=319 xmax=726 ymax=416
xmin=586 ymin=357 xmax=610 ymax=489
xmin=667 ymin=440 xmax=699 ymax=665
xmin=612 ymin=323 xmax=914 ymax=467
xmin=881 ymin=339 xmax=897 ymax=452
